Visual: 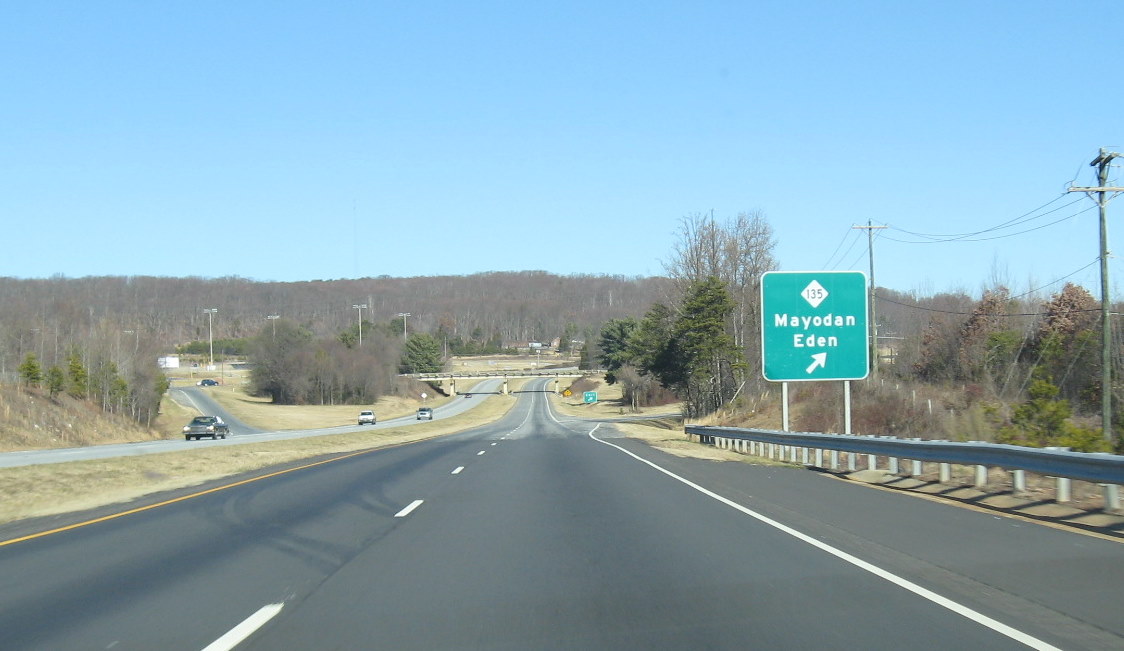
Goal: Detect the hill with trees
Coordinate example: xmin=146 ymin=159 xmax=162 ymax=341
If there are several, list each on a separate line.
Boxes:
xmin=0 ymin=215 xmax=1118 ymax=454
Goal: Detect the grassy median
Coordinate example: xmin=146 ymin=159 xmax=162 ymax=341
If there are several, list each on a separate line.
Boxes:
xmin=0 ymin=389 xmax=516 ymax=526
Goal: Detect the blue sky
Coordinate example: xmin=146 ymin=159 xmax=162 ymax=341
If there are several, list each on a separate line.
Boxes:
xmin=3 ymin=2 xmax=1121 ymax=298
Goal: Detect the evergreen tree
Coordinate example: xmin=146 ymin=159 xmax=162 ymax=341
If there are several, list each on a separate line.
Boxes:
xmin=629 ymin=303 xmax=677 ymax=381
xmin=669 ymin=277 xmax=742 ymax=416
xmin=400 ymin=333 xmax=443 ymax=373
xmin=597 ymin=317 xmax=638 ymax=383
xmin=66 ymin=352 xmax=88 ymax=399
xmin=46 ymin=365 xmax=65 ymax=398
xmin=18 ymin=352 xmax=43 ymax=387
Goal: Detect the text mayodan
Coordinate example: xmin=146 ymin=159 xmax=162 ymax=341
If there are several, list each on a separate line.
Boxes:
xmin=773 ymin=313 xmax=858 ymax=348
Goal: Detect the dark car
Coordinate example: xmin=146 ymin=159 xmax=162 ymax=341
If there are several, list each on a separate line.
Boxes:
xmin=463 ymin=393 xmax=472 ymax=398
xmin=183 ymin=416 xmax=229 ymax=440
xmin=198 ymin=379 xmax=219 ymax=386
xmin=417 ymin=407 xmax=433 ymax=420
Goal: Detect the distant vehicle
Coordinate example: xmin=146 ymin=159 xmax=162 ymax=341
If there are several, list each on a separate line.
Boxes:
xmin=416 ymin=407 xmax=433 ymax=420
xmin=358 ymin=410 xmax=376 ymax=425
xmin=463 ymin=393 xmax=472 ymax=398
xmin=183 ymin=416 xmax=228 ymax=440
xmin=198 ymin=379 xmax=219 ymax=386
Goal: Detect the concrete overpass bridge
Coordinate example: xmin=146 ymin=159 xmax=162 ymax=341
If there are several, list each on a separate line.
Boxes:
xmin=409 ymin=370 xmax=602 ymax=396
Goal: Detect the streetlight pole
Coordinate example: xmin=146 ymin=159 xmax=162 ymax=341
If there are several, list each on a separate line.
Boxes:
xmin=203 ymin=308 xmax=218 ymax=367
xmin=352 ymin=304 xmax=367 ymax=346
xmin=266 ymin=314 xmax=279 ymax=339
xmin=397 ymin=312 xmax=411 ymax=340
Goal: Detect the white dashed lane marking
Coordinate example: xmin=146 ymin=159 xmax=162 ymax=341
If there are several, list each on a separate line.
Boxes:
xmin=394 ymin=500 xmax=424 ymax=518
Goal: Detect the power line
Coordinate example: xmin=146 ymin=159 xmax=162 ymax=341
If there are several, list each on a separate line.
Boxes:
xmin=875 ymin=291 xmax=1102 ymax=318
xmin=882 ymin=203 xmax=1094 ymax=243
xmin=1007 ymin=259 xmax=1101 ymax=300
xmin=885 ymin=193 xmax=1078 ymax=241
xmin=821 ymin=227 xmax=859 ymax=269
xmin=826 ymin=229 xmax=863 ymax=270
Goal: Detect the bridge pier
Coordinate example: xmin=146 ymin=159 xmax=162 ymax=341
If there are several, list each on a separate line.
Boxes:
xmin=450 ymin=378 xmax=457 ymax=396
xmin=502 ymin=379 xmax=509 ymax=395
xmin=554 ymin=378 xmax=560 ymax=395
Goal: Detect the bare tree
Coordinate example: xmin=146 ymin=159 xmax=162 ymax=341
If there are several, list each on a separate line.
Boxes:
xmin=663 ymin=211 xmax=777 ymax=389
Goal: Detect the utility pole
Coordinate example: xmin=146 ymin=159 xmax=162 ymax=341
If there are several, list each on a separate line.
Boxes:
xmin=203 ymin=308 xmax=218 ymax=367
xmin=853 ymin=221 xmax=887 ymax=381
xmin=1069 ymin=148 xmax=1123 ymax=444
xmin=266 ymin=314 xmax=279 ymax=339
xmin=397 ymin=312 xmax=411 ymax=340
xmin=352 ymin=304 xmax=367 ymax=347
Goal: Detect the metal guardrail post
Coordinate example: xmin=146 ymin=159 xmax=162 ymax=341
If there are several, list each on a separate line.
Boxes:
xmin=974 ymin=465 xmax=988 ymax=488
xmin=939 ymin=463 xmax=951 ymax=483
xmin=1056 ymin=477 xmax=1071 ymax=503
xmin=1012 ymin=469 xmax=1026 ymax=494
xmin=1103 ymin=484 xmax=1120 ymax=511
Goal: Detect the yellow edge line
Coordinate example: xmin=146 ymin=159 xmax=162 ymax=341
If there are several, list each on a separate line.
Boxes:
xmin=0 ymin=446 xmax=386 ymax=548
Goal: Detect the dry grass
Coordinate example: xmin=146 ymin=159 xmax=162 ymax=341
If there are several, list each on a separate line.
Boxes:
xmin=201 ymin=385 xmax=461 ymax=431
xmin=0 ymin=392 xmax=517 ymax=525
xmin=550 ymin=378 xmax=683 ymax=419
xmin=449 ymin=353 xmax=577 ymax=372
xmin=546 ymin=383 xmax=788 ymax=466
xmin=0 ymin=386 xmax=164 ymax=452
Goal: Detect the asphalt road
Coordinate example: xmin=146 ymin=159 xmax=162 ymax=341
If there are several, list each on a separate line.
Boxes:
xmin=0 ymin=380 xmax=503 ymax=468
xmin=0 ymin=381 xmax=1121 ymax=650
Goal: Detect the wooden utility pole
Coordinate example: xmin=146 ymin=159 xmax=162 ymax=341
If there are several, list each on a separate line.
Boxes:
xmin=1068 ymin=148 xmax=1123 ymax=444
xmin=853 ymin=221 xmax=887 ymax=380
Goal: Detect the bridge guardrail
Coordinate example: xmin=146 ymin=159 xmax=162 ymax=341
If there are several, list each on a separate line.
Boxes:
xmin=408 ymin=370 xmax=604 ymax=379
xmin=686 ymin=426 xmax=1124 ymax=504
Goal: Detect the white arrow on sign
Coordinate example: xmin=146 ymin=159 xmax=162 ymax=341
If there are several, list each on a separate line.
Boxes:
xmin=806 ymin=353 xmax=827 ymax=374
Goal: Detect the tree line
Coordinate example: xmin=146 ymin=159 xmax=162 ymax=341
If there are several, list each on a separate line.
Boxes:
xmin=591 ymin=213 xmax=1118 ymax=452
xmin=1 ymin=226 xmax=1118 ymax=451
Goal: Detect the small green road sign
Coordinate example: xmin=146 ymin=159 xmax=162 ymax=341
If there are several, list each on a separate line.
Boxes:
xmin=583 ymin=391 xmax=598 ymax=404
xmin=760 ymin=271 xmax=869 ymax=382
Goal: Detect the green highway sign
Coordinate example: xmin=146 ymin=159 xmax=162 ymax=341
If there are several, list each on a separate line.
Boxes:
xmin=760 ymin=271 xmax=869 ymax=382
xmin=583 ymin=391 xmax=598 ymax=404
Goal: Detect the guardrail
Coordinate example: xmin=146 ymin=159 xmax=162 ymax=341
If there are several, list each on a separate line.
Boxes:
xmin=409 ymin=370 xmax=603 ymax=379
xmin=686 ymin=425 xmax=1124 ymax=510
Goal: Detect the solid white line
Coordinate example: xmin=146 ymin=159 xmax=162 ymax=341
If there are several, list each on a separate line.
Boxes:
xmin=201 ymin=602 xmax=284 ymax=651
xmin=477 ymin=450 xmax=486 ymax=456
xmin=452 ymin=466 xmax=464 ymax=475
xmin=394 ymin=499 xmax=424 ymax=518
xmin=587 ymin=427 xmax=1062 ymax=651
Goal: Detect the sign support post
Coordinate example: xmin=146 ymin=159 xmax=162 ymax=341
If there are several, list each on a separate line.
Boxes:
xmin=782 ymin=382 xmax=789 ymax=432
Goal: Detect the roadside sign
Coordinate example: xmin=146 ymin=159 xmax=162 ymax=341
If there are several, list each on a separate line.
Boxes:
xmin=563 ymin=389 xmax=573 ymax=397
xmin=760 ymin=271 xmax=869 ymax=382
xmin=583 ymin=391 xmax=598 ymax=404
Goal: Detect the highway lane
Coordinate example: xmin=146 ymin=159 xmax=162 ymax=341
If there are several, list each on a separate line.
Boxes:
xmin=0 ymin=380 xmax=503 ymax=469
xmin=0 ymin=381 xmax=1120 ymax=649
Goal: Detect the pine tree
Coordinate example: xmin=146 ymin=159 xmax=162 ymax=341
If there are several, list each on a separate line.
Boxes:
xmin=669 ymin=277 xmax=742 ymax=416
xmin=18 ymin=353 xmax=43 ymax=387
xmin=400 ymin=333 xmax=443 ymax=373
